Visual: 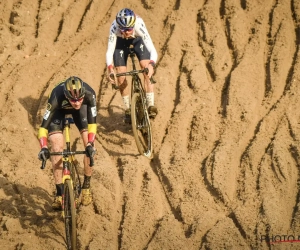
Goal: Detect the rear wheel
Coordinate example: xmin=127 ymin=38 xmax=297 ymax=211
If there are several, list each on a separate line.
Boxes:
xmin=131 ymin=92 xmax=153 ymax=158
xmin=63 ymin=179 xmax=77 ymax=250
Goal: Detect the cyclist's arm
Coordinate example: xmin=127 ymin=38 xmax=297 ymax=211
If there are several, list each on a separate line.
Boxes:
xmin=38 ymin=127 xmax=48 ymax=148
xmin=38 ymin=89 xmax=59 ymax=148
xmin=106 ymin=21 xmax=118 ymax=68
xmin=135 ymin=17 xmax=158 ymax=64
xmin=85 ymin=87 xmax=97 ymax=145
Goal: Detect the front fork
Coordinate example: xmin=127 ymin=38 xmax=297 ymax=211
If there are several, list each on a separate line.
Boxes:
xmin=132 ymin=78 xmax=149 ymax=119
xmin=61 ymin=156 xmax=72 ymax=217
xmin=62 ymin=156 xmax=71 ymax=183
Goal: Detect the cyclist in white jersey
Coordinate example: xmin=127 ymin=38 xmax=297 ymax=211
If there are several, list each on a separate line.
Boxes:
xmin=106 ymin=8 xmax=158 ymax=123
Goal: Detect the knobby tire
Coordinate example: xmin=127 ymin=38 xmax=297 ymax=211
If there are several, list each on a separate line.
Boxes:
xmin=71 ymin=159 xmax=81 ymax=209
xmin=64 ymin=179 xmax=77 ymax=250
xmin=131 ymin=92 xmax=153 ymax=158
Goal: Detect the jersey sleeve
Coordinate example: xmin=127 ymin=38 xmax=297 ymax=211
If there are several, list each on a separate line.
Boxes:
xmin=41 ymin=88 xmax=58 ymax=129
xmin=85 ymin=85 xmax=97 ymax=142
xmin=38 ymin=87 xmax=59 ymax=146
xmin=134 ymin=17 xmax=158 ymax=63
xmin=106 ymin=21 xmax=118 ymax=67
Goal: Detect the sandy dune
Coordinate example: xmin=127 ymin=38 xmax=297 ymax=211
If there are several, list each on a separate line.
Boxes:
xmin=1 ymin=0 xmax=300 ymax=249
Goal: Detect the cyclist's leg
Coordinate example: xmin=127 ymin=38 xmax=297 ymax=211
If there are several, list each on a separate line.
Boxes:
xmin=49 ymin=133 xmax=64 ymax=181
xmin=48 ymin=111 xmax=65 ymax=209
xmin=140 ymin=59 xmax=157 ymax=117
xmin=73 ymin=108 xmax=93 ymax=206
xmin=114 ymin=37 xmax=132 ymax=122
xmin=133 ymin=36 xmax=152 ymax=90
xmin=140 ymin=58 xmax=154 ymax=94
xmin=134 ymin=38 xmax=157 ymax=118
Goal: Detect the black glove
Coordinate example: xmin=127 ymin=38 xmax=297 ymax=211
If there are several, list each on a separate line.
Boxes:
xmin=38 ymin=148 xmax=50 ymax=161
xmin=85 ymin=145 xmax=95 ymax=158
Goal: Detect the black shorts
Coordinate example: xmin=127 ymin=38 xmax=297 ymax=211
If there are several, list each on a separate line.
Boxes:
xmin=48 ymin=105 xmax=88 ymax=135
xmin=113 ymin=36 xmax=150 ymax=66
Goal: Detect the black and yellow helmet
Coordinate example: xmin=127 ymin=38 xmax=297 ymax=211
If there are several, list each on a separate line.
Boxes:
xmin=63 ymin=76 xmax=86 ymax=100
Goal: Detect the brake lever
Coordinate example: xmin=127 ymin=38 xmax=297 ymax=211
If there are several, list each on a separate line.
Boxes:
xmin=144 ymin=68 xmax=156 ymax=84
xmin=40 ymin=160 xmax=46 ymax=169
xmin=109 ymin=73 xmax=120 ymax=90
xmin=89 ymin=156 xmax=94 ymax=167
xmin=112 ymin=83 xmax=119 ymax=90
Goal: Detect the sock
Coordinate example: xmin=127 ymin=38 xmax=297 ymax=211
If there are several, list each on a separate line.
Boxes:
xmin=122 ymin=95 xmax=130 ymax=110
xmin=146 ymin=92 xmax=154 ymax=107
xmin=56 ymin=183 xmax=64 ymax=196
xmin=82 ymin=175 xmax=91 ymax=189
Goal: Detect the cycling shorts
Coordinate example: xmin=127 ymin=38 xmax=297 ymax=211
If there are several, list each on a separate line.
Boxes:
xmin=113 ymin=37 xmax=150 ymax=66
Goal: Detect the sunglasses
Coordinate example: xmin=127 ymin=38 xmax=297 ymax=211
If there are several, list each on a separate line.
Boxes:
xmin=120 ymin=27 xmax=133 ymax=32
xmin=68 ymin=97 xmax=84 ymax=103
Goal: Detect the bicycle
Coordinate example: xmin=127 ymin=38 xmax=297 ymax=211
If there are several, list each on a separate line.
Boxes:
xmin=110 ymin=46 xmax=156 ymax=159
xmin=40 ymin=116 xmax=94 ymax=250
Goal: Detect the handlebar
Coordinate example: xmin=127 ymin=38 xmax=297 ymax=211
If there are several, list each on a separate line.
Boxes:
xmin=110 ymin=68 xmax=156 ymax=90
xmin=40 ymin=151 xmax=94 ymax=169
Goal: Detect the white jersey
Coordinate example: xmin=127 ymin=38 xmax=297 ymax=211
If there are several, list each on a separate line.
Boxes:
xmin=106 ymin=16 xmax=158 ymax=67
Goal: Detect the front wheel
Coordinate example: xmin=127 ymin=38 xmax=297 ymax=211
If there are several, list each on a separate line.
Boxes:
xmin=70 ymin=158 xmax=82 ymax=209
xmin=131 ymin=92 xmax=153 ymax=158
xmin=63 ymin=179 xmax=77 ymax=250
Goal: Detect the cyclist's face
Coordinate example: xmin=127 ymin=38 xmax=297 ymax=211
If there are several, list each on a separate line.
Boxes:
xmin=69 ymin=98 xmax=84 ymax=110
xmin=121 ymin=29 xmax=133 ymax=38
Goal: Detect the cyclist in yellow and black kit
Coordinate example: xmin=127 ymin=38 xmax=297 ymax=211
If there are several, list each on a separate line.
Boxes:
xmin=37 ymin=76 xmax=97 ymax=210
